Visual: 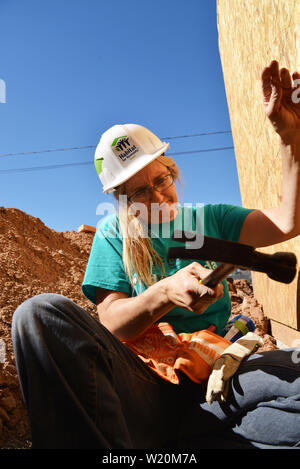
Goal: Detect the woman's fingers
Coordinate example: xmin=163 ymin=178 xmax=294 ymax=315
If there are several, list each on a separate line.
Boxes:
xmin=261 ymin=61 xmax=300 ymax=139
xmin=270 ymin=60 xmax=280 ymax=81
xmin=261 ymin=66 xmax=272 ymax=97
xmin=193 ymin=281 xmax=224 ymax=315
xmin=186 ymin=261 xmax=212 ymax=280
xmin=262 ymin=61 xmax=282 ymax=116
xmin=166 ymin=262 xmax=224 ymax=314
xmin=196 ymin=276 xmax=223 ymax=300
xmin=186 ymin=262 xmax=224 ymax=299
xmin=280 ymin=67 xmax=293 ymax=90
xmin=215 ymin=282 xmax=224 ymax=299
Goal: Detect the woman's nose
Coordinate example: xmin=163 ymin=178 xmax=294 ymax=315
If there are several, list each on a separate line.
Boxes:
xmin=151 ymin=189 xmax=165 ymax=203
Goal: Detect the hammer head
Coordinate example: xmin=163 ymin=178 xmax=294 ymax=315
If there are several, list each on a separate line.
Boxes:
xmin=168 ymin=232 xmax=297 ymax=285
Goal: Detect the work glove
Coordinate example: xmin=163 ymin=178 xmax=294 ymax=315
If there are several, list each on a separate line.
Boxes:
xmin=206 ymin=332 xmax=264 ymax=404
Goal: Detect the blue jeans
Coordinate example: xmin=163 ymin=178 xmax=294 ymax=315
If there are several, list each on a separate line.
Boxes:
xmin=11 ymin=293 xmax=300 ymax=449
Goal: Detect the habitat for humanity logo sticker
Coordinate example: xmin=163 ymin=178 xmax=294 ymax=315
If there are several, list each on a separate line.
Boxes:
xmin=111 ymin=135 xmax=139 ymax=162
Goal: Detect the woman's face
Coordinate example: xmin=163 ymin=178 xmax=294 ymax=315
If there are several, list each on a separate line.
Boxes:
xmin=124 ymin=159 xmax=178 ymax=224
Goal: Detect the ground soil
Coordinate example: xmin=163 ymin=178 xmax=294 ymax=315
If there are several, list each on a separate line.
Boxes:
xmin=0 ymin=206 xmax=277 ymax=448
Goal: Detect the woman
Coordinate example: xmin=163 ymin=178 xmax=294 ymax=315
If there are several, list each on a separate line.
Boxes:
xmin=12 ymin=60 xmax=300 ymax=449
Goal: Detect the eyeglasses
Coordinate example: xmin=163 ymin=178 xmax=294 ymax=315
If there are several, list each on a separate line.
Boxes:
xmin=128 ymin=173 xmax=174 ymax=202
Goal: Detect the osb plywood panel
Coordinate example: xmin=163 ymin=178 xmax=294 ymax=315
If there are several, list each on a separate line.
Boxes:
xmin=217 ymin=0 xmax=300 ymax=329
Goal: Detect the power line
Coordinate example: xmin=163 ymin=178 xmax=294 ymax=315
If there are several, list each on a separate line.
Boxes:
xmin=162 ymin=130 xmax=232 ymax=140
xmin=0 ymin=130 xmax=232 ymax=158
xmin=170 ymin=146 xmax=233 ymax=156
xmin=0 ymin=146 xmax=234 ymax=174
xmin=0 ymin=145 xmax=96 ymax=158
xmin=0 ymin=161 xmax=91 ymax=173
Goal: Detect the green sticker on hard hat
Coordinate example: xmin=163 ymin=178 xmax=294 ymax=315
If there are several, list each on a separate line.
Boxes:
xmin=111 ymin=135 xmax=139 ymax=162
xmin=94 ymin=157 xmax=103 ymax=175
xmin=111 ymin=136 xmax=130 ymax=151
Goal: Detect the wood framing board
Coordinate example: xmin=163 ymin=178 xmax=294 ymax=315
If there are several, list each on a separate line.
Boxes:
xmin=270 ymin=319 xmax=300 ymax=348
xmin=217 ymin=0 xmax=300 ymax=329
xmin=77 ymin=224 xmax=97 ymax=233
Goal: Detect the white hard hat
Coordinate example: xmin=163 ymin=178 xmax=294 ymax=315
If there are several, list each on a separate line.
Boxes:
xmin=94 ymin=123 xmax=170 ymax=193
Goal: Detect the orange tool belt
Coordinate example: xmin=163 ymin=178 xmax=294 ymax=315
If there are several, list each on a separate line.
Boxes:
xmin=122 ymin=323 xmax=232 ymax=385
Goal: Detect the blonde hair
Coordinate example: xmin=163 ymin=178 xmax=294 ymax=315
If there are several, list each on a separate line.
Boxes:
xmin=113 ymin=154 xmax=181 ymax=290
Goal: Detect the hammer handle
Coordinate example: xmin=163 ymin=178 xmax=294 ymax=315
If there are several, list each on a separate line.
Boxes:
xmin=200 ymin=263 xmax=236 ymax=288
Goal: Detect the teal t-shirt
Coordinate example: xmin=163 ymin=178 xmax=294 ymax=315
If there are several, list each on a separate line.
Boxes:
xmin=81 ymin=204 xmax=253 ymax=336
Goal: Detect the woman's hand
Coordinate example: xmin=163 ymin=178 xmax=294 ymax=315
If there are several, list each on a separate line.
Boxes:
xmin=163 ymin=262 xmax=224 ymax=314
xmin=262 ymin=60 xmax=300 ymax=144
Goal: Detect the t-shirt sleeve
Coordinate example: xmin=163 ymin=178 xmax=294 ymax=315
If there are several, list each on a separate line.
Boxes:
xmin=81 ymin=215 xmax=132 ymax=305
xmin=212 ymin=204 xmax=255 ymax=242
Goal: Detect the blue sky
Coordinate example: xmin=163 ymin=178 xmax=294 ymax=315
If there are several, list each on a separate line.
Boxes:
xmin=0 ymin=0 xmax=242 ymax=232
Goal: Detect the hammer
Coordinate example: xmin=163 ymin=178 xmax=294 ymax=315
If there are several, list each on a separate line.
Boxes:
xmin=167 ymin=232 xmax=297 ymax=288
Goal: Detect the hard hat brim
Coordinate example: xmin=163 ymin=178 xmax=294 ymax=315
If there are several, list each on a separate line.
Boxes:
xmin=102 ymin=142 xmax=170 ymax=194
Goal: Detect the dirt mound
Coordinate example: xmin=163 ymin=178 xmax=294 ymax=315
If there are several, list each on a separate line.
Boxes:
xmin=0 ymin=207 xmax=277 ymax=448
xmin=0 ymin=207 xmax=95 ymax=448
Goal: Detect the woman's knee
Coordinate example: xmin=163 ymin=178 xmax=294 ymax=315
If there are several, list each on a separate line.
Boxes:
xmin=12 ymin=293 xmax=104 ymax=345
xmin=12 ymin=293 xmax=69 ymax=331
